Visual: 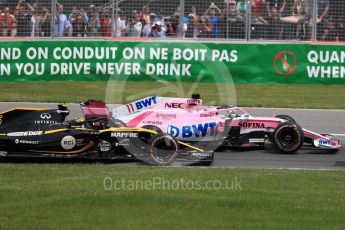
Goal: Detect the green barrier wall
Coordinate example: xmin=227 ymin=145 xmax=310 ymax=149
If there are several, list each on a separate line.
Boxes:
xmin=0 ymin=40 xmax=344 ymax=84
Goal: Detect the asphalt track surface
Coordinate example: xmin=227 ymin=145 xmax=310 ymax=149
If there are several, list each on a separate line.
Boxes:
xmin=1 ymin=102 xmax=345 ymax=170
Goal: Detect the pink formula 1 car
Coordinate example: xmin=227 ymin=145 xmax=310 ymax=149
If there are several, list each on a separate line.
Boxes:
xmin=81 ymin=95 xmax=341 ymax=154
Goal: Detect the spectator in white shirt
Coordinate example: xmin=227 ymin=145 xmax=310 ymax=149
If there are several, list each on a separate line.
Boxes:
xmin=55 ymin=4 xmax=68 ymax=37
xmin=112 ymin=12 xmax=126 ymax=37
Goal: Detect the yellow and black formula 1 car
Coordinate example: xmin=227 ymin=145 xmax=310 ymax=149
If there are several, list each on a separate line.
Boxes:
xmin=0 ymin=104 xmax=214 ymax=166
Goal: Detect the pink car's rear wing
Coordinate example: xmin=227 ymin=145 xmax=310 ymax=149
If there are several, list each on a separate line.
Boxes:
xmin=80 ymin=100 xmax=109 ymax=120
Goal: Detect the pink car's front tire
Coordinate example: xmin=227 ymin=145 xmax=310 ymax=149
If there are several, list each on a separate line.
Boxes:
xmin=273 ymin=122 xmax=304 ymax=154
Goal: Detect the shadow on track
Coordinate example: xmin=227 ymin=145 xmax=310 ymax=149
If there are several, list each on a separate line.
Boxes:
xmin=0 ymin=156 xmax=137 ymax=165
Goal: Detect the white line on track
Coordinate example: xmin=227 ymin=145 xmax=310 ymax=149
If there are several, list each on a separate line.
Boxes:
xmin=167 ymin=166 xmax=345 ymax=171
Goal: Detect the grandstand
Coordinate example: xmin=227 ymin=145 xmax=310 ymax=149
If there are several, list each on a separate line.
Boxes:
xmin=0 ymin=0 xmax=344 ymax=41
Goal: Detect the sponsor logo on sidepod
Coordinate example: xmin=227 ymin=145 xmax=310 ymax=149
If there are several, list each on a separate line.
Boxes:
xmin=168 ymin=122 xmax=217 ymax=138
xmin=8 ymin=131 xmax=43 ymax=137
xmin=61 ymin=136 xmax=76 ymax=150
xmin=111 ymin=132 xmax=138 ymax=138
xmin=239 ymin=122 xmax=265 ymax=129
xmin=99 ymin=141 xmax=112 ymax=152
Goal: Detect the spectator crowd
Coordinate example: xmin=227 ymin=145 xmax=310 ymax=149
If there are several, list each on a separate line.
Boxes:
xmin=0 ymin=0 xmax=344 ymax=41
